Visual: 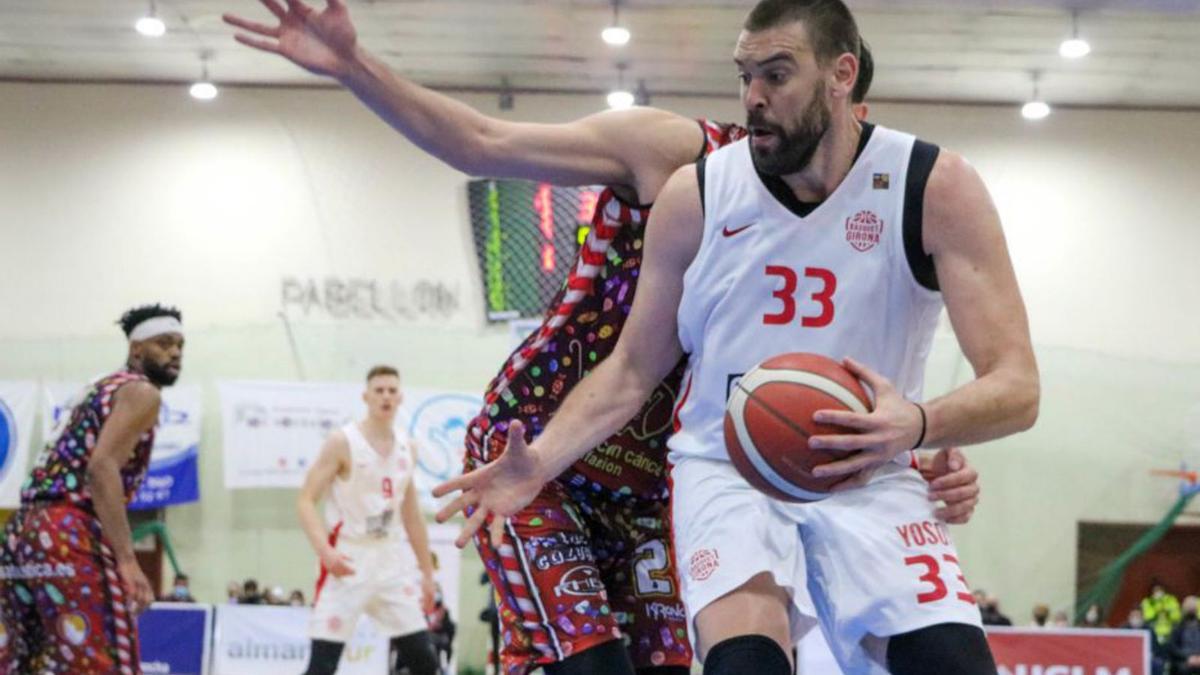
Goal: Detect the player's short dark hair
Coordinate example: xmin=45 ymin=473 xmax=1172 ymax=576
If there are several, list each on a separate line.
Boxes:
xmin=366 ymin=365 xmax=400 ymax=382
xmin=117 ymin=304 xmax=182 ymax=337
xmin=852 ymin=40 xmax=873 ymax=103
xmin=744 ymin=0 xmax=861 ymax=66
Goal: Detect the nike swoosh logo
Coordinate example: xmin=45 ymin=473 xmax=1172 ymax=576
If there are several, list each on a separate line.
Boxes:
xmin=722 ymin=222 xmax=755 ymax=237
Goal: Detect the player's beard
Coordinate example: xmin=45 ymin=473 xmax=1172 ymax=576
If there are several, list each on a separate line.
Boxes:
xmin=142 ymin=358 xmax=179 ymax=387
xmin=748 ymin=80 xmax=832 ymax=177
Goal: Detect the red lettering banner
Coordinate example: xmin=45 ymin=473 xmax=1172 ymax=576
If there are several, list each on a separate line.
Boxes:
xmin=987 ymin=626 xmax=1150 ymax=675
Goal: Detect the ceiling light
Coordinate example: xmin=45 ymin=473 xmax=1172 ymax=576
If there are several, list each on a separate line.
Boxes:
xmin=607 ymin=90 xmax=635 ymax=109
xmin=1021 ymin=101 xmax=1051 ymax=120
xmin=601 ymin=1 xmax=630 ymax=46
xmin=1059 ymin=38 xmax=1090 ymax=59
xmin=602 ymin=26 xmax=631 ymax=46
xmin=190 ymin=82 xmax=218 ymax=100
xmin=190 ymin=52 xmax=218 ymax=101
xmin=1021 ymin=72 xmax=1050 ymax=120
xmin=1059 ymin=11 xmax=1091 ymax=59
xmin=135 ymin=1 xmax=165 ymax=37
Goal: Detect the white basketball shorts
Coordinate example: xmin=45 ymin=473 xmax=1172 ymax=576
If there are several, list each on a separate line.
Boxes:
xmin=671 ymin=457 xmax=982 ymax=673
xmin=309 ymin=534 xmax=427 ymax=642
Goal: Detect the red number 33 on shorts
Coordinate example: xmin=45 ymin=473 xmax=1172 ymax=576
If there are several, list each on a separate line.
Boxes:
xmin=904 ymin=554 xmax=975 ymax=605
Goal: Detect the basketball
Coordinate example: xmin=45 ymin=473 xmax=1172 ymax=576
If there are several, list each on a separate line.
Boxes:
xmin=724 ymin=353 xmax=874 ymax=502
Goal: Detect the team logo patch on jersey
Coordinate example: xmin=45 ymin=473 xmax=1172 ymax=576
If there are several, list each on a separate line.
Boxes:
xmin=689 ymin=549 xmax=720 ymax=581
xmin=873 ymin=173 xmax=891 ymax=190
xmin=846 ymin=210 xmax=884 ymax=252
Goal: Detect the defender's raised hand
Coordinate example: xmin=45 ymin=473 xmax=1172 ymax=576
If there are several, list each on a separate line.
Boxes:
xmin=224 ymin=0 xmax=358 ymax=78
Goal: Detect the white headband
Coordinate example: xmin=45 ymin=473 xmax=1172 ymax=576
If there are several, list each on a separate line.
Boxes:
xmin=128 ymin=316 xmax=184 ymax=342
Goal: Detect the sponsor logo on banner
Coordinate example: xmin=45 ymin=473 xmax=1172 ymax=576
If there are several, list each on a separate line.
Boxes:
xmin=987 ymin=627 xmax=1149 ymax=675
xmin=406 ymin=392 xmax=480 ymax=512
xmin=0 ymin=382 xmax=37 ymax=508
xmin=0 ymin=400 xmax=15 ymax=484
xmin=214 ymin=605 xmax=387 ymax=674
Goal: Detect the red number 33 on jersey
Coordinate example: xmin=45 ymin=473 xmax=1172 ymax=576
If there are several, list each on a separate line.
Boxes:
xmin=763 ymin=266 xmax=837 ymax=327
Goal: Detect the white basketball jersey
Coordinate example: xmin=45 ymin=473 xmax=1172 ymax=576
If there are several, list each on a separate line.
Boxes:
xmin=325 ymin=423 xmax=415 ymax=539
xmin=670 ymin=124 xmax=944 ymax=464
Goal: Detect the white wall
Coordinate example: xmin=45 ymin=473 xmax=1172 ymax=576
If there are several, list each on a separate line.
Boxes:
xmin=1 ymin=81 xmax=1198 ymax=665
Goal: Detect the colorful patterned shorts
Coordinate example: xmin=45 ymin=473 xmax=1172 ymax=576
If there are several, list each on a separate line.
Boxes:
xmin=476 ymin=479 xmax=691 ymax=674
xmin=0 ymin=504 xmax=140 ymax=674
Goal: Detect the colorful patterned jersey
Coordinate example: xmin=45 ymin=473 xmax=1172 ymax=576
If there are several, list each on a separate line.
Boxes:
xmin=466 ymin=120 xmax=748 ymax=500
xmin=21 ymin=371 xmax=156 ymax=509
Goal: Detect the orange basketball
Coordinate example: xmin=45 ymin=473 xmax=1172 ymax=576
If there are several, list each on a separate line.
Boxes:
xmin=723 ymin=353 xmax=873 ymax=502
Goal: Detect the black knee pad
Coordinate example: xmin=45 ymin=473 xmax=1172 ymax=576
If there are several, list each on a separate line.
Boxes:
xmin=544 ymin=639 xmax=636 ymax=675
xmin=887 ymin=623 xmax=997 ymax=675
xmin=303 ymin=639 xmax=345 ymax=675
xmin=703 ymin=635 xmax=791 ymax=675
xmin=390 ymin=631 xmax=440 ymax=675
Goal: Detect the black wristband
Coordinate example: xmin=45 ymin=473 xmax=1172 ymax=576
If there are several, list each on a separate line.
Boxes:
xmin=911 ymin=402 xmax=927 ymax=450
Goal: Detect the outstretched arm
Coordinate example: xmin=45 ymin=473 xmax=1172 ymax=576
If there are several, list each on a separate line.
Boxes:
xmin=433 ymin=164 xmax=705 ymax=546
xmin=224 ymin=0 xmax=702 ymax=200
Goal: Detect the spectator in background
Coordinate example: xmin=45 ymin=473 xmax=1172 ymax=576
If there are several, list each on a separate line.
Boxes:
xmin=240 ymin=578 xmax=262 ymax=605
xmin=1079 ymin=603 xmax=1105 ymax=628
xmin=1123 ymin=608 xmax=1166 ymax=675
xmin=290 ymin=590 xmax=307 ymax=607
xmin=162 ymin=573 xmax=195 ymax=603
xmin=981 ymin=595 xmax=1013 ymax=626
xmin=265 ymin=586 xmax=288 ymax=606
xmin=227 ymin=581 xmax=242 ymax=604
xmin=1144 ymin=580 xmax=1183 ymax=646
xmin=1052 ymin=610 xmax=1071 ymax=627
xmin=1031 ymin=604 xmax=1051 ymax=628
xmin=1169 ymin=596 xmax=1200 ymax=675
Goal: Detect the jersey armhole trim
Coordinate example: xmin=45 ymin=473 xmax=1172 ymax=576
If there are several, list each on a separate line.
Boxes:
xmin=696 ymin=155 xmax=708 ymax=216
xmin=903 ymin=139 xmax=941 ymax=292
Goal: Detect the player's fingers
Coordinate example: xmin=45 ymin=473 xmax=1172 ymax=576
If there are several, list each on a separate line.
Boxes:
xmin=505 ymin=421 xmax=527 ymax=454
xmin=928 ymin=464 xmax=978 ymax=491
xmin=945 ymin=446 xmax=966 ymax=472
xmin=223 ymin=13 xmax=280 ymax=37
xmin=285 ymin=0 xmax=315 ymax=19
xmin=843 ymin=356 xmax=889 ymax=393
xmin=807 ymin=432 xmax=878 ymax=452
xmin=928 ymin=483 xmax=979 ymax=505
xmin=259 ymin=0 xmax=288 ymax=20
xmin=487 ymin=514 xmax=508 ymax=546
xmin=936 ymin=500 xmax=976 ymax=525
xmin=433 ymin=467 xmax=484 ymax=498
xmin=435 ymin=491 xmax=477 ymax=523
xmin=810 ymin=450 xmax=880 ymax=478
xmin=456 ymin=507 xmax=489 ymax=548
xmin=327 ymin=0 xmax=346 ymax=9
xmin=233 ymin=33 xmax=283 ymax=54
xmin=812 ymin=409 xmax=876 ymax=430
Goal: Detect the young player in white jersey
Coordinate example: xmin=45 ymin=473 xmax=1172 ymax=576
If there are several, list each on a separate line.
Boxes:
xmin=435 ymin=1 xmax=1040 ymax=674
xmin=297 ymin=365 xmax=440 ymax=675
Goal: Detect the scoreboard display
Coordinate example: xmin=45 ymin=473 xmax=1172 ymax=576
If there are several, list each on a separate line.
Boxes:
xmin=466 ymin=179 xmax=602 ymax=322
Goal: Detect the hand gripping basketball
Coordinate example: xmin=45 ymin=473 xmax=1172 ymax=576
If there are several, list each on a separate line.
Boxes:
xmin=808 ymin=357 xmax=926 ymax=488
xmin=433 ymin=421 xmax=546 ymax=548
